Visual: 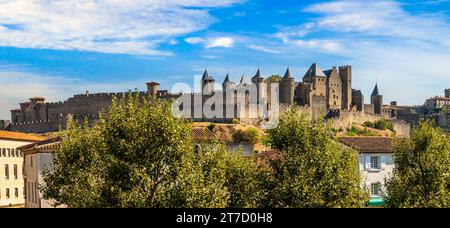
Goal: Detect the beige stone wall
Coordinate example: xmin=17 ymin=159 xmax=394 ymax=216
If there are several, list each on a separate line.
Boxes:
xmin=327 ymin=68 xmax=342 ymax=110
xmin=330 ymin=110 xmax=411 ymax=137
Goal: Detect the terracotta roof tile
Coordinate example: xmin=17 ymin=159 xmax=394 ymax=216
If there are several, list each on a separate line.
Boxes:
xmin=338 ymin=137 xmax=393 ymax=153
xmin=0 ymin=130 xmax=47 ymax=142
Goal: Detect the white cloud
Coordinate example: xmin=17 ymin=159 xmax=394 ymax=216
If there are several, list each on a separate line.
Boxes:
xmin=0 ymin=0 xmax=242 ymax=55
xmin=247 ymin=45 xmax=280 ymax=54
xmin=203 ymin=55 xmax=220 ymax=59
xmin=302 ymin=0 xmax=450 ymax=43
xmin=0 ymin=65 xmax=154 ymax=119
xmin=271 ymin=0 xmax=450 ymax=105
xmin=185 ymin=37 xmax=206 ymax=44
xmin=185 ymin=36 xmax=235 ymax=48
xmin=292 ymin=40 xmax=341 ymax=52
xmin=205 ymin=37 xmax=234 ymax=48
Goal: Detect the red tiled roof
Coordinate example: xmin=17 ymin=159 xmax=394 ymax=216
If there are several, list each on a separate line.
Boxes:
xmin=338 ymin=137 xmax=394 ymax=153
xmin=0 ymin=130 xmax=47 ymax=142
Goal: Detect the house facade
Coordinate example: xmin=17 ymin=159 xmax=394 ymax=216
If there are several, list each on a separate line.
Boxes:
xmin=18 ymin=138 xmax=61 ymax=208
xmin=339 ymin=137 xmax=395 ymax=206
xmin=0 ymin=131 xmax=45 ymax=207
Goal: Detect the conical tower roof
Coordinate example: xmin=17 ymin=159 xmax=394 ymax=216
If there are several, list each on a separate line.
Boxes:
xmin=303 ymin=63 xmax=326 ymax=79
xmin=252 ymin=68 xmax=263 ymax=81
xmin=283 ymin=67 xmax=293 ymax=79
xmin=202 ymin=69 xmax=215 ymax=81
xmin=223 ymin=73 xmax=232 ymax=83
xmin=371 ymin=84 xmax=381 ymax=96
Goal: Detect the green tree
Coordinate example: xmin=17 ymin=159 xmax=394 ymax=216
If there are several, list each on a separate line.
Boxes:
xmin=385 ymin=120 xmax=450 ymax=208
xmin=232 ymin=127 xmax=260 ymax=144
xmin=266 ymin=109 xmax=367 ymax=208
xmin=225 ymin=151 xmax=264 ymax=208
xmin=42 ymin=94 xmax=228 ymax=208
xmin=265 ymin=75 xmax=282 ymax=83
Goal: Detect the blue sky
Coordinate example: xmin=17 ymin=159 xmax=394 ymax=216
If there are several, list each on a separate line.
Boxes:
xmin=1 ymin=0 xmax=450 ymax=119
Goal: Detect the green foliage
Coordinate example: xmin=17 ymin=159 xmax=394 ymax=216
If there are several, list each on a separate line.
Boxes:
xmin=385 ymin=120 xmax=450 ymax=208
xmin=232 ymin=118 xmax=240 ymax=125
xmin=232 ymin=127 xmax=260 ymax=144
xmin=207 ymin=123 xmax=216 ymax=133
xmin=346 ymin=125 xmax=377 ymax=137
xmin=266 ymin=109 xmax=367 ymax=208
xmin=373 ymin=118 xmax=395 ymax=132
xmin=226 ymin=151 xmax=264 ymax=208
xmin=265 ymin=75 xmax=282 ymax=83
xmin=42 ymin=94 xmax=197 ymax=207
xmin=42 ymin=93 xmax=264 ymax=208
xmin=364 ymin=121 xmax=374 ymax=128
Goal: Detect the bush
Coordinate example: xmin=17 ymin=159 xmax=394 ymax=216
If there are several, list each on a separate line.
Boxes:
xmin=374 ymin=119 xmax=388 ymax=130
xmin=232 ymin=118 xmax=240 ymax=125
xmin=232 ymin=128 xmax=260 ymax=144
xmin=346 ymin=125 xmax=376 ymax=137
xmin=373 ymin=119 xmax=395 ymax=132
xmin=363 ymin=121 xmax=374 ymax=128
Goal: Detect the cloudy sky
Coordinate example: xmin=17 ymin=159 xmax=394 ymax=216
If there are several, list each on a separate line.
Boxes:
xmin=1 ymin=0 xmax=450 ymax=119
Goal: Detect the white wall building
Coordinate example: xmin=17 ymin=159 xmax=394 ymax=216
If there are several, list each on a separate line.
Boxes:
xmin=18 ymin=137 xmax=61 ymax=208
xmin=0 ymin=131 xmax=45 ymax=208
xmin=339 ymin=137 xmax=394 ymax=206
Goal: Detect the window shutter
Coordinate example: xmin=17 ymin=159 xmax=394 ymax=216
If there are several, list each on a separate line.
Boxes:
xmin=365 ymin=155 xmax=371 ymax=170
xmin=381 ymin=155 xmax=387 ymax=170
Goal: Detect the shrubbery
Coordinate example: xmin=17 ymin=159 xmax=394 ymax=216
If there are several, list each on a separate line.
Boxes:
xmin=232 ymin=127 xmax=260 ymax=144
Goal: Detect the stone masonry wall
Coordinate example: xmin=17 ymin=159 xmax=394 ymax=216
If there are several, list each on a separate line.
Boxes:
xmin=329 ymin=110 xmax=411 ymax=137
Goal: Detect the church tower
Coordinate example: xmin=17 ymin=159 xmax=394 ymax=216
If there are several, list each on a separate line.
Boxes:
xmin=371 ymin=84 xmax=383 ymax=115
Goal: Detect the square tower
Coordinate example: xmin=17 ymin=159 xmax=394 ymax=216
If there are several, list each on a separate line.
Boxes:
xmin=339 ymin=66 xmax=352 ymax=111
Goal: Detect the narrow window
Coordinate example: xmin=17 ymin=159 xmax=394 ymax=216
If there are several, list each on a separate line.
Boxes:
xmin=5 ymin=164 xmax=9 ymax=179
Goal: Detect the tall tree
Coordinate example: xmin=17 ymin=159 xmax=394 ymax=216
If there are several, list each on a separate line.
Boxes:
xmin=42 ymin=94 xmax=229 ymax=207
xmin=42 ymin=93 xmax=264 ymax=208
xmin=386 ymin=120 xmax=450 ymax=208
xmin=266 ymin=108 xmax=367 ymax=208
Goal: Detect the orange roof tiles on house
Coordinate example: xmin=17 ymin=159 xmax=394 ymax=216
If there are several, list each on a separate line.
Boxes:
xmin=17 ymin=137 xmax=61 ymax=155
xmin=338 ymin=137 xmax=394 ymax=153
xmin=0 ymin=130 xmax=47 ymax=142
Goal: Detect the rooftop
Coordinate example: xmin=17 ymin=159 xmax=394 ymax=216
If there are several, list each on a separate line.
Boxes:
xmin=303 ymin=63 xmax=327 ymax=78
xmin=17 ymin=137 xmax=61 ymax=153
xmin=192 ymin=127 xmax=216 ymax=142
xmin=0 ymin=130 xmax=47 ymax=142
xmin=371 ymin=84 xmax=381 ymax=96
xmin=338 ymin=137 xmax=394 ymax=153
xmin=427 ymin=96 xmax=450 ymax=101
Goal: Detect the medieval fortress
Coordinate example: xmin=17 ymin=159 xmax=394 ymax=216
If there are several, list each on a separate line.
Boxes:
xmin=5 ymin=63 xmax=412 ymax=135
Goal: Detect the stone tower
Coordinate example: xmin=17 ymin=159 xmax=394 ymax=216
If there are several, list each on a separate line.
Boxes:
xmin=324 ymin=66 xmax=342 ymax=110
xmin=339 ymin=65 xmax=352 ymax=110
xmin=371 ymin=84 xmax=383 ymax=115
xmin=251 ymin=69 xmax=266 ymax=104
xmin=303 ymin=63 xmax=327 ymax=97
xmin=146 ymin=81 xmax=160 ymax=97
xmin=351 ymin=89 xmax=364 ymax=112
xmin=445 ymin=89 xmax=450 ymax=98
xmin=222 ymin=73 xmax=234 ymax=91
xmin=280 ymin=68 xmax=295 ymax=105
xmin=201 ymin=69 xmax=215 ymax=95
